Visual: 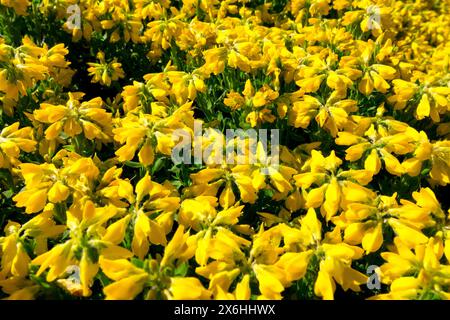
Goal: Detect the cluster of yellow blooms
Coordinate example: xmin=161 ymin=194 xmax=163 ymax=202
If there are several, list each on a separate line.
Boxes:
xmin=0 ymin=0 xmax=449 ymax=300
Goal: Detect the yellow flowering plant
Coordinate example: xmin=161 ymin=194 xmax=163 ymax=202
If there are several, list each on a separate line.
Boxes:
xmin=0 ymin=0 xmax=449 ymax=301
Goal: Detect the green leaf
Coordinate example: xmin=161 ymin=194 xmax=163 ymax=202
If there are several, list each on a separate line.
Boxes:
xmin=151 ymin=157 xmax=165 ymax=175
xmin=174 ymin=262 xmax=189 ymax=277
xmin=125 ymin=160 xmax=144 ymax=168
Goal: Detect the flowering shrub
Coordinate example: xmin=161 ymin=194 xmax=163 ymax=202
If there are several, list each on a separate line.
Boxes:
xmin=0 ymin=0 xmax=449 ymax=300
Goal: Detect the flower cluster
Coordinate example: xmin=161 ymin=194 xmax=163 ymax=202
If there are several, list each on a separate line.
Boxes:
xmin=0 ymin=0 xmax=449 ymax=300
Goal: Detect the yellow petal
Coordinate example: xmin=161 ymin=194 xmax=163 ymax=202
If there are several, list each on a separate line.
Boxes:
xmin=104 ymin=274 xmax=148 ymax=300
xmin=305 ymin=185 xmax=327 ymax=208
xmin=138 ymin=141 xmax=154 ymax=166
xmin=47 ymin=181 xmax=70 ymax=203
xmin=358 ymin=72 xmax=373 ymax=95
xmin=416 ymin=94 xmax=430 ymax=120
xmin=80 ymin=250 xmax=99 ymax=297
xmin=364 ymin=149 xmax=381 ymax=175
xmin=343 ymin=222 xmax=366 ymax=245
xmin=314 ymin=269 xmax=335 ymax=300
xmin=388 ymin=219 xmax=428 ymax=247
xmin=235 ymin=275 xmax=251 ymax=300
xmin=362 ymin=223 xmax=383 ymax=253
xmin=219 ymin=183 xmax=235 ymax=209
xmin=322 ymin=178 xmax=341 ymax=221
xmin=11 ymin=243 xmax=31 ymax=277
xmin=276 ymin=251 xmax=312 ymax=282
xmin=103 ymin=215 xmax=131 ymax=244
xmin=169 ymin=277 xmax=211 ymax=300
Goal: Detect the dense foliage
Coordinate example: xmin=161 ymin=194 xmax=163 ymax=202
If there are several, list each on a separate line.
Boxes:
xmin=0 ymin=0 xmax=449 ymax=300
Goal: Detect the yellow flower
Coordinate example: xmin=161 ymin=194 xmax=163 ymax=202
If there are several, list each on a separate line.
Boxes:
xmin=430 ymin=141 xmax=450 ymax=186
xmin=87 ymin=51 xmax=125 ymax=86
xmin=1 ymin=0 xmax=30 ymax=15
xmin=0 ymin=122 xmax=36 ymax=168
xmin=13 ymin=154 xmax=101 ymax=213
xmin=336 ymin=117 xmax=419 ymax=176
xmin=373 ymin=237 xmax=450 ymax=299
xmin=99 ymin=258 xmax=149 ymax=300
xmin=113 ymin=103 xmax=194 ymax=165
xmin=295 ymin=150 xmax=372 ymax=221
xmin=289 ymin=95 xmax=357 ymax=137
xmin=34 ymin=92 xmax=112 ymax=142
xmin=253 ymin=264 xmax=288 ymax=299
xmin=31 ymin=201 xmax=132 ymax=297
xmin=168 ymin=277 xmax=211 ymax=300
